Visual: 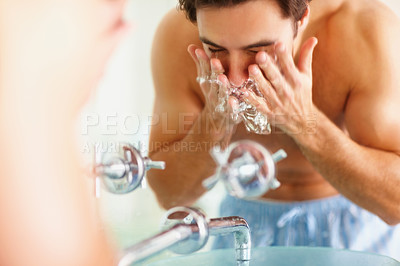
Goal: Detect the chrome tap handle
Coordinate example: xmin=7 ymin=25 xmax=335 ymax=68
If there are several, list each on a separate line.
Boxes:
xmin=205 ymin=140 xmax=287 ymax=199
xmin=93 ymin=145 xmax=103 ymax=198
xmin=92 ymin=143 xmax=145 ymax=195
xmin=202 ymin=172 xmax=221 ymax=191
xmin=269 ymin=149 xmax=287 ymax=189
xmin=139 ymin=158 xmax=165 ymax=189
xmin=272 ymin=149 xmax=287 ymax=163
xmin=202 ymin=145 xmax=229 ymax=190
xmin=91 ymin=142 xmax=166 ymax=196
xmin=144 ymin=158 xmax=166 ymax=171
xmin=160 ymin=206 xmax=209 ymax=254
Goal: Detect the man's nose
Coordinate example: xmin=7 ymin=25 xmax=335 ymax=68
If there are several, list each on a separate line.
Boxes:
xmin=226 ymin=59 xmax=249 ymax=87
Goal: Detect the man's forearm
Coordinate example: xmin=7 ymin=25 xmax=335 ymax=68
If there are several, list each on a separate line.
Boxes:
xmin=293 ymin=108 xmax=400 ymax=225
xmin=147 ymin=110 xmax=235 ymax=209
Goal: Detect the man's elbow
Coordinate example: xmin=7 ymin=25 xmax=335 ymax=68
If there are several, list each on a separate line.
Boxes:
xmin=147 ymin=176 xmax=194 ymax=210
xmin=379 ymin=205 xmax=400 ymax=226
xmin=382 ymin=217 xmax=400 ymax=226
xmin=154 ymin=192 xmax=196 ymax=210
xmin=156 ymin=197 xmax=184 ymax=210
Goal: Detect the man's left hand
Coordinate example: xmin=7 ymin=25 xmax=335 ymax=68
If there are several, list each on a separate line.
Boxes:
xmin=244 ymin=37 xmax=319 ymax=136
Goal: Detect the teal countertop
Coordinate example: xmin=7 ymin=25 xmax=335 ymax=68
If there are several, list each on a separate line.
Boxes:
xmin=145 ymin=246 xmax=400 ymax=266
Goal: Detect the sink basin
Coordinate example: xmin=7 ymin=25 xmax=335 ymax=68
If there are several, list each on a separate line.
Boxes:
xmin=145 ymin=246 xmax=400 ymax=266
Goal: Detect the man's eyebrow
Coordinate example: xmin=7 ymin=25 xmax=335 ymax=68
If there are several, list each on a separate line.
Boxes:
xmin=200 ymin=37 xmax=276 ymax=50
xmin=199 ymin=37 xmax=225 ymax=49
xmin=244 ymin=40 xmax=276 ymax=49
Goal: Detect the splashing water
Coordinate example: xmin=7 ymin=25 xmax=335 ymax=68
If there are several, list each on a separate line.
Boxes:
xmin=214 ymin=78 xmax=272 ymax=135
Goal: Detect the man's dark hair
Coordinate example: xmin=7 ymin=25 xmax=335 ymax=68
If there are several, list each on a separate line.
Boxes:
xmin=178 ymin=0 xmax=312 ymax=23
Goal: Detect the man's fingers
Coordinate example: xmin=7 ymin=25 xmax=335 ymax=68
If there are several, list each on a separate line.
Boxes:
xmin=243 ymin=90 xmax=271 ymax=116
xmin=249 ymin=64 xmax=281 ymax=108
xmin=210 ymin=58 xmax=225 ymax=77
xmin=217 ymin=73 xmax=230 ymax=88
xmin=228 ymin=96 xmax=242 ymax=123
xmin=249 ymin=65 xmax=282 ymax=109
xmin=188 ymin=45 xmax=212 ymax=80
xmin=195 ymin=48 xmax=211 ymax=78
xmin=275 ymin=42 xmax=299 ymax=86
xmin=297 ymin=37 xmax=318 ymax=75
xmin=187 ymin=44 xmax=201 ymax=77
xmin=255 ymin=51 xmax=288 ymax=99
xmin=189 ymin=45 xmax=224 ymax=83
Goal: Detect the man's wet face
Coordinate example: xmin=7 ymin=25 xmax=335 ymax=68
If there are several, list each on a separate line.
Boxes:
xmin=196 ymin=0 xmax=295 ymax=86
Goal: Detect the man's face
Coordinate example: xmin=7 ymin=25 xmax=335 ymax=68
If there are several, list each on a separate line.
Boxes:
xmin=197 ymin=0 xmax=296 ymax=86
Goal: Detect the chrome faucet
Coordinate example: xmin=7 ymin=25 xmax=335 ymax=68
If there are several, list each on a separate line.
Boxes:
xmin=118 ymin=207 xmax=251 ymax=266
xmin=91 ymin=142 xmax=165 ymax=197
xmin=208 ymin=216 xmax=251 ymax=265
xmin=203 ymin=140 xmax=287 ymax=199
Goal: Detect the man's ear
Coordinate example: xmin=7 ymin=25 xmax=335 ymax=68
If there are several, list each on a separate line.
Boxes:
xmin=297 ymin=6 xmax=310 ymax=33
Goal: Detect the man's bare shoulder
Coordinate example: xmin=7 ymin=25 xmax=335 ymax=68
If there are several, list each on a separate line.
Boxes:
xmin=320 ymin=0 xmax=400 ymax=87
xmin=151 ymin=8 xmax=202 ymax=96
xmin=152 ymin=8 xmax=201 ymax=53
xmin=323 ymin=0 xmax=400 ymax=151
xmin=338 ymin=0 xmax=400 ymax=47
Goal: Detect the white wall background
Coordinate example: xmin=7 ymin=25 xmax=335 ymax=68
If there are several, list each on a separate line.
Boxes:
xmin=78 ymin=0 xmax=400 ymax=259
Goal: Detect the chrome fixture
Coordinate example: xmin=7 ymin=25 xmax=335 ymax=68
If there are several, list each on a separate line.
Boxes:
xmin=91 ymin=142 xmax=165 ymax=197
xmin=203 ymin=140 xmax=287 ymax=199
xmin=118 ymin=206 xmax=251 ymax=266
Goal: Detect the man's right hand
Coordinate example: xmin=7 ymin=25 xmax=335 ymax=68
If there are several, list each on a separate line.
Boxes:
xmin=187 ymin=45 xmax=241 ymax=128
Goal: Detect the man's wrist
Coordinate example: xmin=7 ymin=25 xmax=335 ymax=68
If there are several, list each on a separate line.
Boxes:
xmin=288 ymin=107 xmax=326 ymax=152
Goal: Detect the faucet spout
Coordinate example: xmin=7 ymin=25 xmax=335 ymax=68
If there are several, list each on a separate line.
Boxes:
xmin=208 ymin=216 xmax=251 ymax=266
xmin=118 ymin=207 xmax=251 ymax=266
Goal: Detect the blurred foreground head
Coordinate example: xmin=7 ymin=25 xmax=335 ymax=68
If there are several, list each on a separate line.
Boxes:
xmin=0 ymin=0 xmax=129 ymax=117
xmin=0 ymin=1 xmax=129 ymax=266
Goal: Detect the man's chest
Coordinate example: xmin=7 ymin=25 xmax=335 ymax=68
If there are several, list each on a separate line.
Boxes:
xmin=311 ymin=61 xmax=351 ymax=124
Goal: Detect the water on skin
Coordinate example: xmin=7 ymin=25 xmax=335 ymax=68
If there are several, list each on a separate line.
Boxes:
xmin=212 ymin=78 xmax=272 ymax=135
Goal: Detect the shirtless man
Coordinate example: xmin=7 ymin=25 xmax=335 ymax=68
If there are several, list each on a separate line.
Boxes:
xmin=148 ymin=0 xmax=400 ymax=258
